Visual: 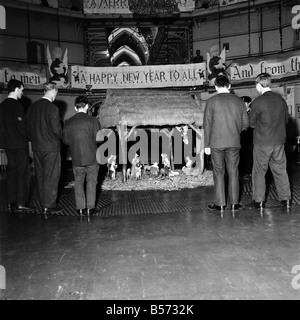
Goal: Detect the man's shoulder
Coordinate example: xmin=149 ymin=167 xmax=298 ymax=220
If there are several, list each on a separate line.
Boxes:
xmin=66 ymin=113 xmax=96 ymax=124
xmin=30 ymin=98 xmax=48 ymax=108
xmin=0 ymin=98 xmax=18 ymax=106
xmin=208 ymin=93 xmax=237 ymax=101
xmin=33 ymin=98 xmax=46 ymax=103
xmin=84 ymin=114 xmax=100 ymax=124
xmin=251 ymin=94 xmax=264 ymax=104
xmin=0 ymin=98 xmax=9 ymax=105
xmin=65 ymin=113 xmax=79 ymax=124
xmin=252 ymin=91 xmax=280 ymax=104
xmin=268 ymin=91 xmax=286 ymax=101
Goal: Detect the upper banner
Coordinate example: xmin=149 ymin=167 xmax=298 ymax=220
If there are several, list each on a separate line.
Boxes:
xmin=219 ymin=0 xmax=247 ymax=7
xmin=83 ymin=0 xmax=195 ymax=15
xmin=71 ymin=63 xmax=206 ymax=89
xmin=0 ymin=63 xmax=47 ymax=89
xmin=230 ymin=51 xmax=300 ymax=82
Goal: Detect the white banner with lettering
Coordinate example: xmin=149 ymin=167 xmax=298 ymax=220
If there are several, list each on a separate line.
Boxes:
xmin=219 ymin=0 xmax=247 ymax=7
xmin=230 ymin=51 xmax=300 ymax=82
xmin=0 ymin=63 xmax=47 ymax=89
xmin=83 ymin=0 xmax=195 ymax=14
xmin=71 ymin=63 xmax=206 ymax=89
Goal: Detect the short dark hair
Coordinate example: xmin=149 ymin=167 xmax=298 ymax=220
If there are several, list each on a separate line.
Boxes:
xmin=255 ymin=73 xmax=271 ymax=88
xmin=7 ymin=79 xmax=24 ymax=93
xmin=75 ymin=96 xmax=89 ymax=109
xmin=214 ymin=75 xmax=230 ymax=88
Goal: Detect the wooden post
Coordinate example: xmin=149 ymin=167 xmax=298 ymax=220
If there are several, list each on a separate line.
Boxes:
xmin=169 ymin=129 xmax=175 ymax=171
xmin=188 ymin=124 xmax=204 ymax=174
xmin=117 ymin=121 xmax=127 ymax=183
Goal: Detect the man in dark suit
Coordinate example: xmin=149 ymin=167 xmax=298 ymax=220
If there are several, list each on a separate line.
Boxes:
xmin=0 ymin=79 xmax=36 ymax=213
xmin=203 ymin=75 xmax=249 ymax=212
xmin=246 ymin=73 xmax=292 ymax=210
xmin=26 ymin=82 xmax=63 ymax=216
xmin=62 ymin=96 xmax=101 ymax=217
xmin=192 ymin=49 xmax=204 ymax=63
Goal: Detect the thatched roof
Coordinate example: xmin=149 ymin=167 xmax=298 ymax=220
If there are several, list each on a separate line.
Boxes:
xmin=99 ymin=89 xmax=204 ymax=128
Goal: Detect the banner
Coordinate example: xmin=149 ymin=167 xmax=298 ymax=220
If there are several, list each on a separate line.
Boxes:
xmin=230 ymin=51 xmax=300 ymax=82
xmin=83 ymin=0 xmax=195 ymax=14
xmin=0 ymin=63 xmax=47 ymax=89
xmin=71 ymin=63 xmax=206 ymax=89
xmin=219 ymin=0 xmax=247 ymax=7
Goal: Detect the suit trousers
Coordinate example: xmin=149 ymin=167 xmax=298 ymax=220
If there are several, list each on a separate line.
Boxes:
xmin=33 ymin=151 xmax=61 ymax=209
xmin=211 ymin=147 xmax=240 ymax=207
xmin=73 ymin=164 xmax=99 ymax=210
xmin=252 ymin=144 xmax=291 ymax=202
xmin=6 ymin=148 xmax=30 ymax=205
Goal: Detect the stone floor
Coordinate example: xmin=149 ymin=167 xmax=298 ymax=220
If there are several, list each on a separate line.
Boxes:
xmin=0 ymin=154 xmax=300 ymax=300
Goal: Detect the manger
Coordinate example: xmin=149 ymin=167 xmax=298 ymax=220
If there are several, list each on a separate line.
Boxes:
xmin=96 ymin=88 xmax=213 ymax=190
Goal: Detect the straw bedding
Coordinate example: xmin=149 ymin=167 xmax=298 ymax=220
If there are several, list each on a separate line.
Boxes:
xmin=101 ymin=169 xmax=214 ymax=191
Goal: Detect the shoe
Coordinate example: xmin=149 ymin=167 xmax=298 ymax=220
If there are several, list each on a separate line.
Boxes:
xmin=280 ymin=200 xmax=292 ymax=208
xmin=246 ymin=201 xmax=265 ymax=210
xmin=230 ymin=203 xmax=243 ymax=211
xmin=6 ymin=203 xmax=16 ymax=213
xmin=87 ymin=208 xmax=101 ymax=216
xmin=77 ymin=209 xmax=86 ymax=216
xmin=208 ymin=204 xmax=225 ymax=212
xmin=15 ymin=203 xmax=36 ymax=212
xmin=43 ymin=206 xmax=63 ymax=215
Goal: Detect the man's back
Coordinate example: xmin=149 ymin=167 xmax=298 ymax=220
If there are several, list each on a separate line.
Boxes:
xmin=0 ymin=98 xmax=28 ymax=149
xmin=63 ymin=113 xmax=100 ymax=166
xmin=26 ymin=98 xmax=62 ymax=152
xmin=250 ymin=91 xmax=289 ymax=146
xmin=204 ymin=93 xmax=249 ymax=148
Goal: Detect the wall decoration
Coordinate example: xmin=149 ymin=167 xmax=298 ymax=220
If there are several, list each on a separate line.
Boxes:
xmin=230 ymin=50 xmax=300 ymax=82
xmin=71 ymin=63 xmax=206 ymax=89
xmin=0 ymin=62 xmax=47 ymax=89
xmin=83 ymin=0 xmax=195 ymax=14
xmin=206 ymin=44 xmax=227 ymax=84
xmin=128 ymin=0 xmax=179 ymax=16
xmin=46 ymin=45 xmax=69 ymax=88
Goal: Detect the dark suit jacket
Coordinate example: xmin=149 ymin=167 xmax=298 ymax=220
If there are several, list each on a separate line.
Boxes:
xmin=249 ymin=91 xmax=289 ymax=146
xmin=26 ymin=98 xmax=62 ymax=152
xmin=62 ymin=112 xmax=101 ymax=166
xmin=203 ymin=92 xmax=249 ymax=148
xmin=0 ymin=98 xmax=28 ymax=149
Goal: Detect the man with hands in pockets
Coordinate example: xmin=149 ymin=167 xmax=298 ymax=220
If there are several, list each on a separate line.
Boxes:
xmin=203 ymin=75 xmax=249 ymax=212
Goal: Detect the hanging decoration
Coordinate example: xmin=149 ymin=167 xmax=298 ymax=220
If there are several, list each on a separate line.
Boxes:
xmin=128 ymin=0 xmax=179 ymax=16
xmin=206 ymin=44 xmax=227 ymax=84
xmin=46 ymin=45 xmax=69 ymax=88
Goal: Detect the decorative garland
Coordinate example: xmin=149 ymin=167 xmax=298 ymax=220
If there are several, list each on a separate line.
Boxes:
xmin=128 ymin=0 xmax=179 ymax=16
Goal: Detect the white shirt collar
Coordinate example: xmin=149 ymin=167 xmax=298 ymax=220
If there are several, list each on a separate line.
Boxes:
xmin=42 ymin=96 xmax=52 ymax=102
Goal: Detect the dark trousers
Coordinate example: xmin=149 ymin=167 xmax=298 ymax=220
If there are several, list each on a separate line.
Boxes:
xmin=252 ymin=144 xmax=291 ymax=202
xmin=73 ymin=164 xmax=99 ymax=210
xmin=6 ymin=148 xmax=30 ymax=205
xmin=33 ymin=151 xmax=61 ymax=208
xmin=239 ymin=129 xmax=253 ymax=176
xmin=211 ymin=147 xmax=240 ymax=206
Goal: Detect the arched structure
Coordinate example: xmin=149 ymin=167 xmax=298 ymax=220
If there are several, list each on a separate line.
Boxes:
xmin=108 ymin=27 xmax=149 ymax=66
